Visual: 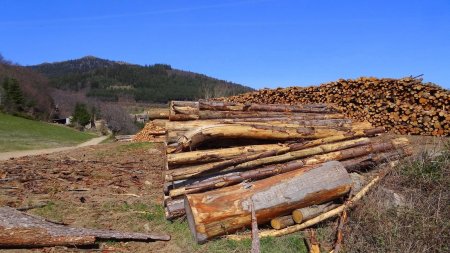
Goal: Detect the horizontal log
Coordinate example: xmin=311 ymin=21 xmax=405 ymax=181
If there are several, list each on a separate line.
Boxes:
xmin=197 ymin=110 xmax=337 ymax=120
xmin=164 ymin=198 xmax=185 ymax=220
xmin=175 ymin=122 xmax=375 ymax=152
xmin=271 ymin=215 xmax=295 ymax=230
xmin=168 ymin=125 xmax=383 ymax=166
xmin=169 ymin=160 xmax=306 ymax=197
xmin=198 ymin=100 xmax=336 ymax=113
xmin=168 ymin=143 xmax=291 ymax=166
xmin=0 ymin=207 xmax=170 ymax=247
xmin=292 ymin=202 xmax=338 ymax=223
xmin=166 ymin=137 xmax=370 ymax=181
xmin=184 ymin=161 xmax=352 ymax=243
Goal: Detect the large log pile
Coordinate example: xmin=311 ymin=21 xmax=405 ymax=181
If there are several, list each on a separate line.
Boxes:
xmin=221 ymin=77 xmax=449 ymax=136
xmin=134 ymin=100 xmax=412 ymax=243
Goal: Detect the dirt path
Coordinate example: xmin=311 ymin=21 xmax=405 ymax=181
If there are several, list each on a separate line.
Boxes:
xmin=0 ymin=135 xmax=109 ymax=161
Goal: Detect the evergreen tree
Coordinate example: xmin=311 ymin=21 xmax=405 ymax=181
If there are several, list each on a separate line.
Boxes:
xmin=72 ymin=103 xmax=91 ymax=127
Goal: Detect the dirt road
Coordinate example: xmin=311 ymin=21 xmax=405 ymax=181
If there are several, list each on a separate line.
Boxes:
xmin=0 ymin=135 xmax=109 ymax=161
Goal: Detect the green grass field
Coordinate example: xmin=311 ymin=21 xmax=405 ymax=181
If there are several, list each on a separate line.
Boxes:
xmin=0 ymin=112 xmax=95 ymax=152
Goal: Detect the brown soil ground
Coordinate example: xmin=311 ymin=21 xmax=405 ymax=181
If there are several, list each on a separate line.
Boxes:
xmin=0 ymin=142 xmax=177 ymax=253
xmin=1 ymin=135 xmax=448 ymax=253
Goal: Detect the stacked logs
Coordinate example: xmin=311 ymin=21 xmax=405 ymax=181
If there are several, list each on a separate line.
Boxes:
xmin=221 ymin=77 xmax=449 ymax=136
xmin=140 ymin=100 xmax=413 ymax=243
xmin=133 ymin=121 xmax=166 ymax=142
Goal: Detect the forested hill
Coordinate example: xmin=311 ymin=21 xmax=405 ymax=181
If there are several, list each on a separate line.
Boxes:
xmin=29 ymin=56 xmax=253 ymax=103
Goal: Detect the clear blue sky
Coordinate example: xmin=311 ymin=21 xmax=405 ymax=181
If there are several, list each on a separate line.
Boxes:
xmin=1 ymin=0 xmax=449 ymax=89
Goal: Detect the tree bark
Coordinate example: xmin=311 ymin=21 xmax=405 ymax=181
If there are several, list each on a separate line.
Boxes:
xmin=198 ymin=100 xmax=336 ymax=113
xmin=0 ymin=207 xmax=170 ymax=247
xmin=174 ymin=122 xmax=376 ymax=152
xmin=168 ymin=143 xmax=291 ymax=166
xmin=164 ymin=198 xmax=185 ymax=220
xmin=169 ymin=160 xmax=307 ymax=197
xmin=166 ymin=137 xmax=370 ymax=181
xmin=184 ymin=161 xmax=352 ymax=243
xmin=167 ymin=126 xmax=384 ymax=166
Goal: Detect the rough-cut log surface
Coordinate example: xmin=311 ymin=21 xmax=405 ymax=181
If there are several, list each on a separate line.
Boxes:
xmin=168 ymin=143 xmax=291 ymax=166
xmin=0 ymin=207 xmax=170 ymax=248
xmin=199 ymin=100 xmax=337 ymax=113
xmin=169 ymin=160 xmax=307 ymax=197
xmin=221 ymin=77 xmax=449 ymax=136
xmin=174 ymin=122 xmax=376 ymax=152
xmin=184 ymin=161 xmax=352 ymax=243
xmin=166 ymin=137 xmax=370 ymax=181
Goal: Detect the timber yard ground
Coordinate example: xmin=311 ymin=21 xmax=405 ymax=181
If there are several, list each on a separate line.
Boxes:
xmin=0 ymin=134 xmax=448 ymax=253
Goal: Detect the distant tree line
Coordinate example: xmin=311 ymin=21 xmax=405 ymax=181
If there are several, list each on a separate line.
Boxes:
xmin=31 ymin=58 xmax=253 ymax=103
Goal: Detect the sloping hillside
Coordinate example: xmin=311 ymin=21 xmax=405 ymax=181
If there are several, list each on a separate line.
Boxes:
xmin=30 ymin=56 xmax=253 ymax=103
xmin=0 ymin=62 xmax=53 ymax=119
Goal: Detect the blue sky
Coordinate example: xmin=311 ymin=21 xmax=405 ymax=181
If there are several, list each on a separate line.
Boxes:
xmin=1 ymin=0 xmax=449 ymax=89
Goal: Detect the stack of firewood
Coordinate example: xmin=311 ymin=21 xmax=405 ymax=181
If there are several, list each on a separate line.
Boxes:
xmin=133 ymin=121 xmax=166 ymax=142
xmin=221 ymin=77 xmax=449 ymax=136
xmin=138 ymin=100 xmax=413 ymax=243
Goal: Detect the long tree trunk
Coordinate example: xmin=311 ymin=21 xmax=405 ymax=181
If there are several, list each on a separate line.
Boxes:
xmin=166 ymin=137 xmax=370 ymax=181
xmin=167 ymin=126 xmax=384 ymax=166
xmin=220 ymin=137 xmax=408 ymax=174
xmin=198 ymin=100 xmax=336 ymax=113
xmin=184 ymin=161 xmax=352 ymax=243
xmin=174 ymin=122 xmax=375 ymax=152
xmin=169 ymin=160 xmax=307 ymax=197
xmin=0 ymin=207 xmax=170 ymax=247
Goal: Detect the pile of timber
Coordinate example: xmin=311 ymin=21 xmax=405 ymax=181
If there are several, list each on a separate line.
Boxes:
xmin=133 ymin=121 xmax=166 ymax=142
xmin=221 ymin=77 xmax=449 ymax=136
xmin=133 ymin=100 xmax=413 ymax=244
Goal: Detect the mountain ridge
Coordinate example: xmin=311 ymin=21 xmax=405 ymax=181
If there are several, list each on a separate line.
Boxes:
xmin=29 ymin=56 xmax=253 ymax=103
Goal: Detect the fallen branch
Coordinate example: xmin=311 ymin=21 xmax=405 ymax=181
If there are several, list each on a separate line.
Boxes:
xmin=333 ymin=209 xmax=348 ymax=253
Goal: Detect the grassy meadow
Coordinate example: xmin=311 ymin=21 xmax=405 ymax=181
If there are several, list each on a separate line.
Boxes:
xmin=0 ymin=112 xmax=95 ymax=152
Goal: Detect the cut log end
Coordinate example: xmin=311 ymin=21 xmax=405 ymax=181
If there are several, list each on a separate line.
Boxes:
xmin=292 ymin=210 xmax=303 ymax=223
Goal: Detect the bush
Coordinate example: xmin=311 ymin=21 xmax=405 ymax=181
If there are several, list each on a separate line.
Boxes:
xmin=346 ymin=140 xmax=450 ymax=253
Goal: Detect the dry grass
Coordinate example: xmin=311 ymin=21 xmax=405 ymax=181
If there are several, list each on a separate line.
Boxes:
xmin=345 ymin=139 xmax=450 ymax=252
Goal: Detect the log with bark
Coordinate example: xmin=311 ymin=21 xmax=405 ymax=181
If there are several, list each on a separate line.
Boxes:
xmin=0 ymin=207 xmax=170 ymax=248
xmin=165 ymin=137 xmax=370 ymax=181
xmin=167 ymin=125 xmax=383 ymax=166
xmin=174 ymin=122 xmax=377 ymax=152
xmin=221 ymin=77 xmax=449 ymax=136
xmin=225 ymin=161 xmax=398 ymax=240
xmin=166 ymin=137 xmax=407 ymax=182
xmin=184 ymin=161 xmax=352 ymax=243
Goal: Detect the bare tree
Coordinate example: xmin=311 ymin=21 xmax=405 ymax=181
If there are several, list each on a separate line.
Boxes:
xmin=199 ymin=82 xmax=213 ymax=99
xmin=99 ymin=103 xmax=138 ymax=135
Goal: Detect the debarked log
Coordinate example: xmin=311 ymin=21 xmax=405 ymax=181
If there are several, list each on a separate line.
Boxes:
xmin=0 ymin=207 xmax=170 ymax=248
xmin=184 ymin=161 xmax=352 ymax=243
